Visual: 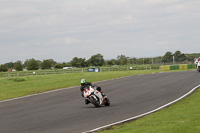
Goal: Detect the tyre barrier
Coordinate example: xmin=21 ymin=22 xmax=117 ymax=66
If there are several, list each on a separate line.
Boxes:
xmin=160 ymin=64 xmax=196 ymax=71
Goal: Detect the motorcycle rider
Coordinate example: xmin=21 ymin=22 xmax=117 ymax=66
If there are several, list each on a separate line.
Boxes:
xmin=80 ymin=79 xmax=105 ymax=104
xmin=196 ymin=57 xmax=200 ymax=71
xmin=195 ymin=57 xmax=200 ymax=70
xmin=198 ymin=57 xmax=200 ymax=61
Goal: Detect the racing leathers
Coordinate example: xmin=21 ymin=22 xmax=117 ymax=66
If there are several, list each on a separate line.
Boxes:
xmin=80 ymin=82 xmax=105 ymax=104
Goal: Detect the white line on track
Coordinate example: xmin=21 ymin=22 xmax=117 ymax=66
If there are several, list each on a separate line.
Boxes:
xmin=82 ymin=83 xmax=200 ymax=133
xmin=0 ymin=86 xmax=79 ymax=103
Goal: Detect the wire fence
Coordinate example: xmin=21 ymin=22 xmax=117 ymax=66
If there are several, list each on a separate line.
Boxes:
xmin=1 ymin=64 xmax=196 ymax=78
xmin=0 ymin=65 xmax=159 ymax=78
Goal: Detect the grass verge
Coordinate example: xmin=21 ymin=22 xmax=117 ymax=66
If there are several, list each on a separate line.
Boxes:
xmin=100 ymin=88 xmax=200 ymax=133
xmin=0 ymin=70 xmax=159 ymax=101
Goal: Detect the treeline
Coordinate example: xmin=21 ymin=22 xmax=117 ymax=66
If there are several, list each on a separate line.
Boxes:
xmin=0 ymin=51 xmax=199 ymax=72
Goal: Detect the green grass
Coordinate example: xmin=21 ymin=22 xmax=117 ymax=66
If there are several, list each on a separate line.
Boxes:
xmin=100 ymin=88 xmax=200 ymax=133
xmin=0 ymin=70 xmax=159 ymax=101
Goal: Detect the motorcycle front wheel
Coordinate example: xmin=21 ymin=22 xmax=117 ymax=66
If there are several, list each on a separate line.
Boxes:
xmin=104 ymin=98 xmax=110 ymax=106
xmin=89 ymin=96 xmax=100 ymax=107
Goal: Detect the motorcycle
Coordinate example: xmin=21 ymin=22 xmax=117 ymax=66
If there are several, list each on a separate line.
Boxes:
xmin=83 ymin=86 xmax=110 ymax=107
xmin=197 ymin=61 xmax=200 ymax=72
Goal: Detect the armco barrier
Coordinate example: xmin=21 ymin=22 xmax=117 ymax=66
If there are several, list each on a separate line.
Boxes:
xmin=160 ymin=64 xmax=195 ymax=71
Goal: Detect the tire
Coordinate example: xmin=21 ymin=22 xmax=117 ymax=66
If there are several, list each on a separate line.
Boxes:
xmin=104 ymin=98 xmax=110 ymax=106
xmin=89 ymin=96 xmax=100 ymax=107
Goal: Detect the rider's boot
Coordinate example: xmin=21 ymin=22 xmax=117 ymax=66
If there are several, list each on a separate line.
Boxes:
xmin=85 ymin=98 xmax=90 ymax=104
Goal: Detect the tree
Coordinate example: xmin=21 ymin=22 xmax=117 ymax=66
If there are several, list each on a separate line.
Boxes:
xmin=174 ymin=50 xmax=181 ymax=62
xmin=185 ymin=53 xmax=200 ymax=62
xmin=71 ymin=57 xmax=79 ymax=67
xmin=179 ymin=53 xmax=186 ymax=62
xmin=65 ymin=62 xmax=72 ymax=67
xmin=162 ymin=51 xmax=173 ymax=63
xmin=173 ymin=50 xmax=186 ymax=62
xmin=129 ymin=57 xmax=137 ymax=64
xmin=0 ymin=64 xmax=8 ymax=72
xmin=106 ymin=59 xmax=117 ymax=66
xmin=117 ymin=55 xmax=128 ymax=65
xmin=5 ymin=62 xmax=14 ymax=68
xmin=26 ymin=58 xmax=39 ymax=70
xmin=54 ymin=63 xmax=63 ymax=69
xmin=153 ymin=56 xmax=163 ymax=64
xmin=144 ymin=58 xmax=152 ymax=64
xmin=41 ymin=59 xmax=56 ymax=69
xmin=88 ymin=53 xmax=104 ymax=66
xmin=71 ymin=57 xmax=87 ymax=67
xmin=136 ymin=58 xmax=143 ymax=64
xmin=14 ymin=61 xmax=23 ymax=71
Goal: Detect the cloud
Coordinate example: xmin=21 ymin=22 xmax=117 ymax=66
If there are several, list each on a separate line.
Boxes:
xmin=0 ymin=0 xmax=200 ymax=64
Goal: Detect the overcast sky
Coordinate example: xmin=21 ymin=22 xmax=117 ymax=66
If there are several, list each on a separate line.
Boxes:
xmin=0 ymin=0 xmax=200 ymax=64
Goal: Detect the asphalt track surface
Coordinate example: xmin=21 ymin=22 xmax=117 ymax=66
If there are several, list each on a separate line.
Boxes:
xmin=0 ymin=71 xmax=200 ymax=133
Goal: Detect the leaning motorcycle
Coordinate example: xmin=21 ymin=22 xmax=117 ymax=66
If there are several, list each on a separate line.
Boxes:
xmin=83 ymin=86 xmax=110 ymax=107
xmin=195 ymin=60 xmax=200 ymax=72
xmin=197 ymin=61 xmax=200 ymax=72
